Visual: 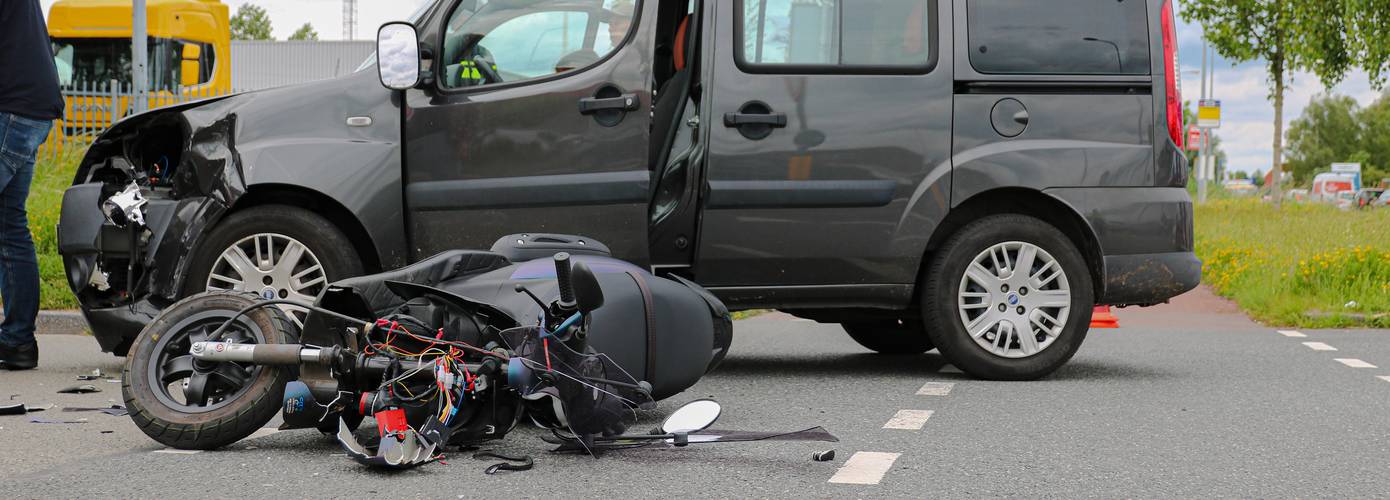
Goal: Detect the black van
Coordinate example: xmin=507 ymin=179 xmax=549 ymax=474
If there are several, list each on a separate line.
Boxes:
xmin=58 ymin=0 xmax=1199 ymax=380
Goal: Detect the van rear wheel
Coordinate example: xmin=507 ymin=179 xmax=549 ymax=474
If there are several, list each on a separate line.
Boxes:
xmin=922 ymin=214 xmax=1093 ymax=380
xmin=842 ymin=320 xmax=935 ymax=354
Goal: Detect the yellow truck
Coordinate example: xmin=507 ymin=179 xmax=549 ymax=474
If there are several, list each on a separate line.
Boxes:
xmin=48 ymin=0 xmax=230 ymax=130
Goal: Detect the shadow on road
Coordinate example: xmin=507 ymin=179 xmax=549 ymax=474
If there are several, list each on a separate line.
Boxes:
xmin=713 ymin=352 xmax=1178 ymax=382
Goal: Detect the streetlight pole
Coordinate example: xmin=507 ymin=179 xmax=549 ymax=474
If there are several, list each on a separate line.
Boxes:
xmin=1197 ymin=42 xmax=1208 ymax=203
xmin=132 ymin=0 xmax=148 ymax=114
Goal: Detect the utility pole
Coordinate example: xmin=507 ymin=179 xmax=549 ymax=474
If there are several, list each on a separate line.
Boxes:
xmin=132 ymin=0 xmax=148 ymax=114
xmin=343 ymin=0 xmax=358 ymax=40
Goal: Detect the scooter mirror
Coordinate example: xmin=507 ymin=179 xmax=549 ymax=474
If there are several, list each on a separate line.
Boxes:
xmin=571 ymin=261 xmax=604 ymax=314
xmin=661 ymin=399 xmax=721 ymax=434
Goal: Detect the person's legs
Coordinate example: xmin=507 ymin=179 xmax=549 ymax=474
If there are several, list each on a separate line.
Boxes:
xmin=0 ymin=112 xmax=50 ymax=370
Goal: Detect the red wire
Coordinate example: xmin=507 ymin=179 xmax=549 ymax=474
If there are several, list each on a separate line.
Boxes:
xmin=543 ymin=338 xmax=553 ymax=372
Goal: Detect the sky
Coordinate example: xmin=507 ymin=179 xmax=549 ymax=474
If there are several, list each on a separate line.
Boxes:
xmin=39 ymin=0 xmax=1385 ymax=176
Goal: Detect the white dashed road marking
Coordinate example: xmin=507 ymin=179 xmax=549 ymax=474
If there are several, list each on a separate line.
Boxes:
xmin=1279 ymin=330 xmax=1306 ymax=338
xmin=883 ymin=410 xmax=934 ymax=430
xmin=1377 ymin=376 xmax=1390 ymax=383
xmin=1303 ymin=342 xmax=1337 ymax=351
xmin=916 ymin=381 xmax=954 ymax=396
xmin=828 ymin=451 xmax=901 ymax=485
xmin=1334 ymin=358 xmax=1377 ymax=369
xmin=153 ymin=448 xmax=201 ymax=455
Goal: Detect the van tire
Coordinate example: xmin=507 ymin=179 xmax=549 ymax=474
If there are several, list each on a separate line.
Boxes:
xmin=842 ymin=320 xmax=935 ymax=354
xmin=922 ymin=214 xmax=1093 ymax=380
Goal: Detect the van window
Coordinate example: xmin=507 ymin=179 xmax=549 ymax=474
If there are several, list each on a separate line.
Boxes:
xmin=440 ymin=0 xmax=637 ymax=90
xmin=967 ymin=0 xmax=1150 ymax=75
xmin=739 ymin=0 xmax=932 ymax=69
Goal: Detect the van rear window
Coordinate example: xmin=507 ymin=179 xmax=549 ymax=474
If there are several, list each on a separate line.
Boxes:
xmin=967 ymin=0 xmax=1150 ymax=75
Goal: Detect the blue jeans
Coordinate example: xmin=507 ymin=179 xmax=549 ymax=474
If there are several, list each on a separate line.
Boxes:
xmin=0 ymin=112 xmax=49 ymax=347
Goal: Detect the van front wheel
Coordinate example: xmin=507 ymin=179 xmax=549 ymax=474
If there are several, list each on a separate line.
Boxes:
xmin=922 ymin=214 xmax=1093 ymax=380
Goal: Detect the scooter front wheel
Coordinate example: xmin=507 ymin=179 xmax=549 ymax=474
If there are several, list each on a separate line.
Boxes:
xmin=123 ymin=291 xmax=300 ymax=450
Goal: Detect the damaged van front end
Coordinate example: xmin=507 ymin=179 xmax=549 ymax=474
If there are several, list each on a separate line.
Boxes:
xmin=60 ymin=97 xmax=248 ymax=354
xmin=58 ymin=71 xmax=406 ymax=355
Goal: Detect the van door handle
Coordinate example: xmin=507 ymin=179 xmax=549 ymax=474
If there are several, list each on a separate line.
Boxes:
xmin=724 ymin=101 xmax=786 ymax=140
xmin=723 ymin=112 xmax=787 ymax=127
xmin=578 ymin=94 xmax=639 ymax=114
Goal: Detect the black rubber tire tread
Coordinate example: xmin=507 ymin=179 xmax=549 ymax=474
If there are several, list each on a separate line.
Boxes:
xmin=842 ymin=320 xmax=935 ymax=354
xmin=179 ymin=204 xmax=365 ymax=298
xmin=123 ymin=291 xmax=300 ymax=450
xmin=922 ymin=214 xmax=1094 ymax=380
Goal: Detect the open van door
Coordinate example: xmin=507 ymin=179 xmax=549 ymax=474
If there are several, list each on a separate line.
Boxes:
xmin=400 ymin=0 xmax=654 ymax=264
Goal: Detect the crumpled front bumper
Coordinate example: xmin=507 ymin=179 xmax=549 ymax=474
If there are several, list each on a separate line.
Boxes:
xmin=59 ymin=182 xmax=207 ymax=355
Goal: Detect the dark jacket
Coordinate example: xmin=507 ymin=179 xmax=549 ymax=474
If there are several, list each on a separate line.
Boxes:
xmin=0 ymin=0 xmax=64 ymax=120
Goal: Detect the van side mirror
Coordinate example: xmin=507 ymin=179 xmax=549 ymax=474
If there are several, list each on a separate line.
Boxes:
xmin=377 ymin=22 xmax=421 ymax=90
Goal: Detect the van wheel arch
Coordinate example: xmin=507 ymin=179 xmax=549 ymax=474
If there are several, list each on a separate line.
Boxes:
xmin=228 ymin=184 xmax=383 ymax=274
xmin=919 ymin=188 xmax=1104 ymax=299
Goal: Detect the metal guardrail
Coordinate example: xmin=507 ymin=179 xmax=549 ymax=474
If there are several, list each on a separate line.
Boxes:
xmin=38 ymin=80 xmax=237 ymax=165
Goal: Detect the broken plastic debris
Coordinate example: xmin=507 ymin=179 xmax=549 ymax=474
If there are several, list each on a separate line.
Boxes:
xmin=0 ymin=403 xmax=52 ymax=415
xmin=76 ymin=369 xmax=104 ymax=381
xmin=30 ymin=417 xmax=88 ymax=424
xmin=63 ymin=404 xmax=128 ymax=416
xmin=57 ymin=384 xmax=101 ymax=394
xmin=812 ymin=449 xmax=836 ymax=462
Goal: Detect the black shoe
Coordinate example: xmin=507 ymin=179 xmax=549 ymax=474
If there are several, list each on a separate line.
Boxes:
xmin=0 ymin=341 xmax=37 ymax=370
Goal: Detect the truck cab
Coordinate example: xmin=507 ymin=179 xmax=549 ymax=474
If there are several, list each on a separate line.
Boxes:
xmin=47 ymin=0 xmax=230 ymax=126
xmin=59 ymin=0 xmax=1200 ymax=380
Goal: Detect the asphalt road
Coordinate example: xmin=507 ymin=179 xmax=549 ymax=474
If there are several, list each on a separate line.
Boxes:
xmin=3 ymin=287 xmax=1389 ymax=498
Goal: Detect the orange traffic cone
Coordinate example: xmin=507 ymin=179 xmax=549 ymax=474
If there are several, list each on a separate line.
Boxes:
xmin=1090 ymin=305 xmax=1119 ymax=329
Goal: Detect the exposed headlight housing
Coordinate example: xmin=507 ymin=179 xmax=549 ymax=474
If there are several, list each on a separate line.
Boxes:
xmin=102 ymin=181 xmax=148 ymax=228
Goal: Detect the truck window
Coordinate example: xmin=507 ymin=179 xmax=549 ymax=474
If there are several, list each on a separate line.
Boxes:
xmin=738 ymin=0 xmax=933 ymax=69
xmin=440 ymin=0 xmax=636 ymax=90
xmin=51 ymin=37 xmax=199 ymax=91
xmin=967 ymin=0 xmax=1150 ymax=75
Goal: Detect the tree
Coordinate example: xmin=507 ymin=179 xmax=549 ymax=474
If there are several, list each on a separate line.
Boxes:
xmin=1181 ymin=1 xmax=1356 ymax=208
xmin=1285 ymin=94 xmax=1363 ymax=184
xmin=289 ymin=23 xmax=318 ymax=41
xmin=231 ymin=4 xmax=273 ymax=41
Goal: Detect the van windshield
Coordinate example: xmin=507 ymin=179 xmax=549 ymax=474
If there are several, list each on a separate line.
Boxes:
xmin=52 ymin=37 xmax=188 ymax=91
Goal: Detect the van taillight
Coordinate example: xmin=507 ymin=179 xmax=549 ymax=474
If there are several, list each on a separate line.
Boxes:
xmin=1161 ymin=0 xmax=1182 ymax=149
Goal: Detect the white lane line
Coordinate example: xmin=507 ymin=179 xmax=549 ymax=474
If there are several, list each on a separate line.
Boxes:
xmin=1377 ymin=376 xmax=1390 ymax=383
xmin=939 ymin=364 xmax=963 ymax=374
xmin=1334 ymin=358 xmax=1377 ymax=369
xmin=828 ymin=451 xmax=901 ymax=485
xmin=154 ymin=448 xmax=201 ymax=454
xmin=916 ymin=381 xmax=954 ymax=396
xmin=1279 ymin=330 xmax=1307 ymax=338
xmin=1303 ymin=341 xmax=1337 ymax=351
xmin=882 ymin=410 xmax=934 ymax=430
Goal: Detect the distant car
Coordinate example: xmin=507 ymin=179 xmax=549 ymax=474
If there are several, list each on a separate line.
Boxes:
xmin=1222 ymin=179 xmax=1257 ymax=196
xmin=1312 ymin=172 xmax=1357 ymax=202
xmin=1355 ymin=188 xmax=1386 ymax=209
xmin=1287 ymin=188 xmax=1310 ymax=202
xmin=1375 ymin=190 xmax=1390 ymax=208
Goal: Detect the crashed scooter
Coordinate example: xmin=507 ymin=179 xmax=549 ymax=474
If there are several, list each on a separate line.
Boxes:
xmin=121 ymin=234 xmax=834 ymax=468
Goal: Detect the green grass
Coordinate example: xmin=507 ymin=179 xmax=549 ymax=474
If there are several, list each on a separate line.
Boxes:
xmin=1196 ymin=197 xmax=1390 ymax=328
xmin=32 ymin=147 xmax=83 ymax=310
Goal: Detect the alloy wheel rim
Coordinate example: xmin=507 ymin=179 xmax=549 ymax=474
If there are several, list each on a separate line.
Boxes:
xmin=956 ymin=241 xmax=1071 ymax=359
xmin=206 ymin=233 xmax=326 ymax=326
